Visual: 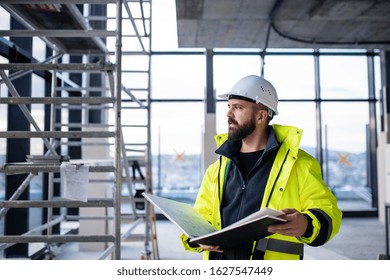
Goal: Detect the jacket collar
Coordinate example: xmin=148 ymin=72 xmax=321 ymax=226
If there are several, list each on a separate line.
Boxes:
xmin=215 ymin=126 xmax=280 ymax=158
xmin=214 ymin=124 xmax=303 ymax=158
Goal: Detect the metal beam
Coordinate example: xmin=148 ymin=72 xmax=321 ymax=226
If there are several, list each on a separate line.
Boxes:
xmin=0 ymin=216 xmax=64 ymax=251
xmin=0 ymin=131 xmax=116 ymax=138
xmin=0 ymin=97 xmax=116 ymax=104
xmin=0 ymin=1 xmax=116 ymax=3
xmin=0 ymin=30 xmax=116 ymax=37
xmin=0 ymin=63 xmax=115 ymax=71
xmin=123 ymin=0 xmax=146 ymax=53
xmin=0 ymin=0 xmax=149 ymax=3
xmin=0 ymin=235 xmax=115 ymax=243
xmin=0 ymin=199 xmax=114 ymax=208
xmin=0 ymin=164 xmax=115 ymax=175
xmin=114 ymin=0 xmax=124 ymax=261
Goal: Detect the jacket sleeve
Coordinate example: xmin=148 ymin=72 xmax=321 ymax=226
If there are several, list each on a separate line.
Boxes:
xmin=295 ymin=151 xmax=343 ymax=246
xmin=180 ymin=161 xmax=219 ymax=253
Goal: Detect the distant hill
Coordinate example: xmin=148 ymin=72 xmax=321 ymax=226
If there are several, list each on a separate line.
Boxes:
xmin=151 ymin=147 xmax=369 ymax=202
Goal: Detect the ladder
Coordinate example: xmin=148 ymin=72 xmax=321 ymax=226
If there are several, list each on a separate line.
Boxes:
xmin=0 ymin=0 xmax=157 ymax=260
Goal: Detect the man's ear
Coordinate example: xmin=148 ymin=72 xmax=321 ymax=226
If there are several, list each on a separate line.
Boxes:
xmin=257 ymin=110 xmax=266 ymax=121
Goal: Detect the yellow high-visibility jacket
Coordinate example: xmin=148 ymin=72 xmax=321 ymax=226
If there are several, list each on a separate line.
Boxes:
xmin=180 ymin=124 xmax=342 ymax=260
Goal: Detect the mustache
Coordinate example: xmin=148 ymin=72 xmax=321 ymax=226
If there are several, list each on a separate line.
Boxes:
xmin=228 ymin=117 xmax=238 ymax=125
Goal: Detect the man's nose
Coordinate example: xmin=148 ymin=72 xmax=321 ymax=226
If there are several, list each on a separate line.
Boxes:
xmin=226 ymin=108 xmax=233 ymax=117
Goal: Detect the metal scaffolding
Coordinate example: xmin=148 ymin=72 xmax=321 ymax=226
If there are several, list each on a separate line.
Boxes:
xmin=0 ymin=0 xmax=156 ymax=260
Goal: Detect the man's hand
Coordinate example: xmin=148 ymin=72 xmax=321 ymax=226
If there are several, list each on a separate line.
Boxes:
xmin=199 ymin=244 xmax=223 ymax=253
xmin=267 ymin=208 xmax=308 ymax=237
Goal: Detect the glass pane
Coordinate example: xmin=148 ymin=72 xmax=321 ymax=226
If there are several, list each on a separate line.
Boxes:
xmin=151 ymin=55 xmax=206 ymax=99
xmin=214 ymin=55 xmax=261 ymax=98
xmin=320 ymin=56 xmax=368 ymax=99
xmin=122 ymin=72 xmax=149 ymax=92
xmin=263 ymin=55 xmax=315 ymax=100
xmin=30 ymin=74 xmax=45 ymax=155
xmin=321 ymin=102 xmax=372 ymax=211
xmin=216 ymin=100 xmax=228 ymax=135
xmin=151 ymin=102 xmax=204 ymax=202
xmin=32 ymin=38 xmax=46 ymax=62
xmin=151 ymin=0 xmax=178 ymax=50
xmin=0 ymin=7 xmax=10 ymax=31
xmin=276 ymin=102 xmax=317 ymax=157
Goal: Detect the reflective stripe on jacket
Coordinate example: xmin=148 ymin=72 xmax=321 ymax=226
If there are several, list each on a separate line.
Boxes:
xmin=180 ymin=124 xmax=342 ymax=260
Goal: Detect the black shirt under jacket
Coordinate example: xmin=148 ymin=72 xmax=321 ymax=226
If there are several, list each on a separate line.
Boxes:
xmin=210 ymin=126 xmax=280 ymax=260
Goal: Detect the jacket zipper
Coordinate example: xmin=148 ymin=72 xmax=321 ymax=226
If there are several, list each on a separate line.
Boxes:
xmin=265 ymin=149 xmax=290 ymax=207
xmin=235 ymin=171 xmax=247 ymax=222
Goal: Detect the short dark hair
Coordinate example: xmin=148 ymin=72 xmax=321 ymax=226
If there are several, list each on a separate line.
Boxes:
xmin=255 ymin=103 xmax=273 ymax=124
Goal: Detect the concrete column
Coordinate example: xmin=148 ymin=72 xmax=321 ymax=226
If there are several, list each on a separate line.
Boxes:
xmin=377 ymin=134 xmax=388 ymax=223
xmin=79 ymin=127 xmax=112 ymax=251
xmin=378 ymin=51 xmax=389 ymax=223
xmin=202 ymin=49 xmax=217 ymax=173
xmin=202 ymin=113 xmax=217 ymax=172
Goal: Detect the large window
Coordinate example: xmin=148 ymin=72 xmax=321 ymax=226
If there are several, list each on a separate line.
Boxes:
xmin=150 ymin=49 xmax=380 ymax=214
xmin=318 ymin=53 xmax=376 ymax=211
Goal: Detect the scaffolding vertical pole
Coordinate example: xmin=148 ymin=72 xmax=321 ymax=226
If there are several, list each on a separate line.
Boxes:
xmin=145 ymin=0 xmax=156 ymax=259
xmin=46 ymin=49 xmax=59 ymax=254
xmin=114 ymin=0 xmax=123 ymax=260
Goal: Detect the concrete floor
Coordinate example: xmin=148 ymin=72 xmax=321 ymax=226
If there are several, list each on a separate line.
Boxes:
xmin=146 ymin=217 xmax=388 ymax=260
xmin=1 ymin=216 xmax=387 ymax=260
xmin=305 ymin=217 xmax=387 ymax=260
xmin=55 ymin=216 xmax=387 ymax=260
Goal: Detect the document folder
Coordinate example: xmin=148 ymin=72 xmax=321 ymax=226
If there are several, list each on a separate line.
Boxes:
xmin=143 ymin=192 xmax=286 ymax=247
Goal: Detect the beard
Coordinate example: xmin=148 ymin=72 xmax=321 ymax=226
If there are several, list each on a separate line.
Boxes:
xmin=228 ymin=116 xmax=256 ymax=141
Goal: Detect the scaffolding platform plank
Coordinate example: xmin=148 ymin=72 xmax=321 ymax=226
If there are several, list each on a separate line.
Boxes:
xmin=0 ymin=131 xmax=116 ymax=138
xmin=0 ymin=97 xmax=116 ymax=104
xmin=0 ymin=235 xmax=115 ymax=243
xmin=0 ymin=199 xmax=114 ymax=208
xmin=0 ymin=63 xmax=115 ymax=72
xmin=2 ymin=3 xmax=108 ymax=54
xmin=0 ymin=162 xmax=115 ymax=175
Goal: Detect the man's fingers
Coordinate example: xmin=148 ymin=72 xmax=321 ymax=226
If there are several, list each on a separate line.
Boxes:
xmin=268 ymin=210 xmax=308 ymax=237
xmin=268 ymin=223 xmax=292 ymax=233
xmin=199 ymin=244 xmax=223 ymax=253
xmin=281 ymin=208 xmax=298 ymax=215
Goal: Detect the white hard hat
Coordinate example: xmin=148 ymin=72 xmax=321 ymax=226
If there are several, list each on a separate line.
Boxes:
xmin=219 ymin=75 xmax=279 ymax=115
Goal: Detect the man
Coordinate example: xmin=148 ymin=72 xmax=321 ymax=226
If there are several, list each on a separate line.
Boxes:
xmin=180 ymin=75 xmax=342 ymax=260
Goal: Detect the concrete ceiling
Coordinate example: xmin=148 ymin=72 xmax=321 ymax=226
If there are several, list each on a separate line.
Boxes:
xmin=175 ymin=0 xmax=390 ymax=50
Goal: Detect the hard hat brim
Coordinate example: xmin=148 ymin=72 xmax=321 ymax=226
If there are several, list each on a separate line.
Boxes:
xmin=218 ymin=93 xmax=279 ymax=115
xmin=217 ymin=93 xmax=229 ymax=100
